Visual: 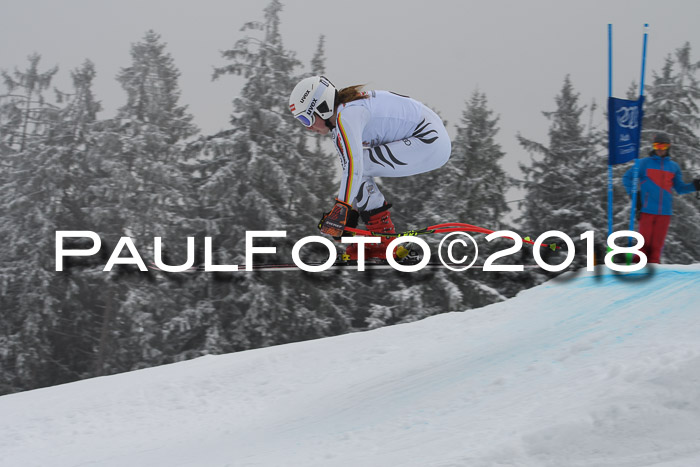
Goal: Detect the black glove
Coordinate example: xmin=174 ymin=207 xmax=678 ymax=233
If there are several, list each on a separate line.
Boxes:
xmin=630 ymin=192 xmax=642 ymax=213
xmin=693 ymin=178 xmax=700 ymax=191
xmin=318 ymin=199 xmax=357 ymax=238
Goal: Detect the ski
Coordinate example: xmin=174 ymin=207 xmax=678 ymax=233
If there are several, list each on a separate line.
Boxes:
xmin=149 ymin=260 xmax=544 ymax=273
xmin=345 ymin=222 xmax=560 ymax=251
xmin=229 ymin=262 xmax=544 ymax=272
xmin=148 ymin=259 xmax=433 ymax=272
xmin=146 ymin=220 xmax=563 ymax=273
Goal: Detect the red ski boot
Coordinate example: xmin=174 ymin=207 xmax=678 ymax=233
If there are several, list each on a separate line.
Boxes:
xmin=343 ymin=204 xmax=404 ymax=261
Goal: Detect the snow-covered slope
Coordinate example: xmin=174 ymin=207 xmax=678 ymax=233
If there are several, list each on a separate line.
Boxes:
xmin=2 ymin=265 xmax=700 ymax=467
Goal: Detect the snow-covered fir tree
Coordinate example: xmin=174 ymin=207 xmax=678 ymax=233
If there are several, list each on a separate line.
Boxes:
xmin=84 ymin=30 xmax=201 ymax=376
xmin=310 ymin=35 xmax=327 ymax=76
xmin=442 ymin=90 xmax=510 ymax=227
xmin=441 ymin=90 xmax=539 ymax=298
xmin=200 ymin=0 xmax=351 ymax=349
xmin=0 ymin=60 xmax=104 ymax=392
xmin=0 ymin=54 xmax=58 ymax=152
xmin=518 ymin=75 xmax=606 ymax=263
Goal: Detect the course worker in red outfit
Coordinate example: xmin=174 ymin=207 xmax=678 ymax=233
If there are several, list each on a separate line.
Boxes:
xmin=623 ymin=132 xmax=700 ymax=263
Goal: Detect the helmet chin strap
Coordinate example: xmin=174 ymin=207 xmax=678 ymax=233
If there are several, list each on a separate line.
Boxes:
xmin=323 ymin=103 xmax=339 ymax=130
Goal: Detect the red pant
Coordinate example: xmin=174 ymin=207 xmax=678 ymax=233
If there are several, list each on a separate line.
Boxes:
xmin=638 ymin=213 xmax=672 ymax=263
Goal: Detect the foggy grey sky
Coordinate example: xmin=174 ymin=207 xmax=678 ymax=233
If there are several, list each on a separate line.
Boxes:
xmin=3 ymin=0 xmax=700 ymax=185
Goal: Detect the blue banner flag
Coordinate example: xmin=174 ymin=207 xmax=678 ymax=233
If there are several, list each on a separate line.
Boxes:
xmin=608 ymin=96 xmax=644 ymax=165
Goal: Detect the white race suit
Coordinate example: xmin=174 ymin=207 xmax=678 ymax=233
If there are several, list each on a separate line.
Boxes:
xmin=330 ymin=90 xmax=451 ymax=212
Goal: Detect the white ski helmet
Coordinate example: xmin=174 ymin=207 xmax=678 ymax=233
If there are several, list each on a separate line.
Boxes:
xmin=289 ymin=75 xmax=336 ymax=127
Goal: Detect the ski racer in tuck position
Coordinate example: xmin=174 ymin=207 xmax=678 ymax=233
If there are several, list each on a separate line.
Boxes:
xmin=289 ymin=76 xmax=452 ymax=260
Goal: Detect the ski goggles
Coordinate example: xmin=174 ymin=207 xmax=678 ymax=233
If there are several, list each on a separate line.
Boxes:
xmin=293 ymin=78 xmax=330 ymax=127
xmin=653 ymin=142 xmax=671 ymax=150
xmin=295 ymin=111 xmax=316 ymax=128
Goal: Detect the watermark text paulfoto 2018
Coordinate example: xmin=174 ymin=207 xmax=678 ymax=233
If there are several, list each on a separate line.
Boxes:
xmin=55 ymin=230 xmax=648 ymax=273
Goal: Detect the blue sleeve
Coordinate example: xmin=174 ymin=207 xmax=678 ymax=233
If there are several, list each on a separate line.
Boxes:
xmin=672 ymin=162 xmax=696 ymax=195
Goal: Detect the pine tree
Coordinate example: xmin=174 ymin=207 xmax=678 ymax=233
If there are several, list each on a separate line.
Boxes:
xmin=642 ymin=43 xmax=700 ymax=167
xmin=0 ymin=54 xmax=58 ymax=151
xmin=310 ymin=35 xmax=327 ymax=76
xmin=518 ymin=76 xmax=606 ymax=255
xmin=438 ymin=90 xmax=540 ymax=299
xmin=0 ymin=60 xmax=103 ymax=392
xmin=211 ymin=0 xmax=301 ymax=234
xmin=442 ymin=90 xmax=510 ymax=227
xmin=85 ymin=30 xmax=200 ymax=376
xmin=202 ymin=0 xmax=350 ymax=349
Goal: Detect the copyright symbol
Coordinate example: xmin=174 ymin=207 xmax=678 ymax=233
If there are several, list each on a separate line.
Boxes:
xmin=438 ymin=232 xmax=479 ymax=271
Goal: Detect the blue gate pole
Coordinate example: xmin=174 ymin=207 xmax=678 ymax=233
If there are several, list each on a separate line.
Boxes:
xmin=628 ymin=24 xmax=649 ymax=242
xmin=607 ymin=24 xmax=614 ymax=240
